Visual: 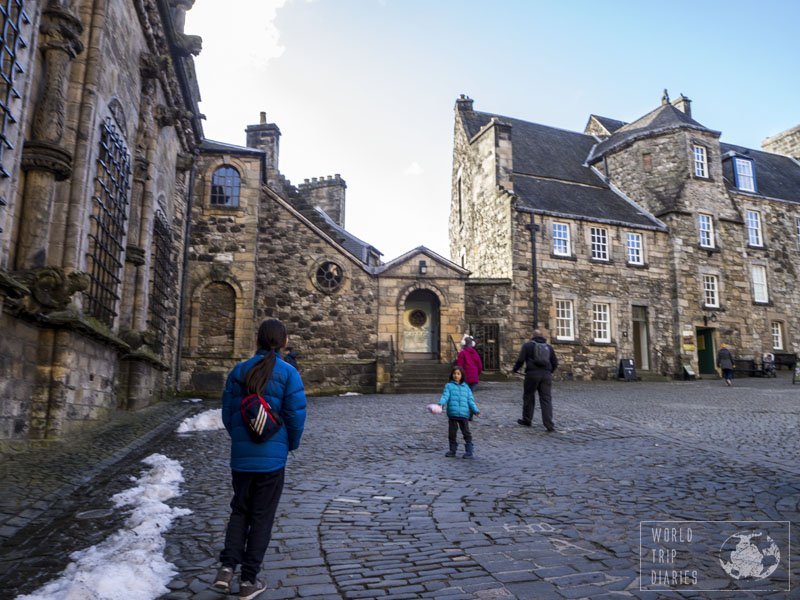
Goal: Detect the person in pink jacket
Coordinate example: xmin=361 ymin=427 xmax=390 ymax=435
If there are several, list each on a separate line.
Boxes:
xmin=456 ymin=336 xmax=483 ymax=390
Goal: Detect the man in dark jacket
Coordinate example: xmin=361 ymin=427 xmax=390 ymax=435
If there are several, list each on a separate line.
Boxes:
xmin=512 ymin=329 xmax=558 ymax=432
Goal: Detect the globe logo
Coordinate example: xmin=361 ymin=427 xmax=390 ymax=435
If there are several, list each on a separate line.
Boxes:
xmin=719 ymin=531 xmax=780 ymax=580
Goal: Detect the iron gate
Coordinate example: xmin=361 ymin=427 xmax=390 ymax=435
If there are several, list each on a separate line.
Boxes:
xmin=470 ymin=323 xmax=500 ymax=371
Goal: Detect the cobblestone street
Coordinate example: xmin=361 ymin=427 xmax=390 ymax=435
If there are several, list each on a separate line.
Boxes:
xmin=2 ymin=375 xmax=799 ymax=599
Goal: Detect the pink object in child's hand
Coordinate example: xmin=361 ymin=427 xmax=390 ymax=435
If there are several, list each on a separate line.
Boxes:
xmin=426 ymin=403 xmax=442 ymax=415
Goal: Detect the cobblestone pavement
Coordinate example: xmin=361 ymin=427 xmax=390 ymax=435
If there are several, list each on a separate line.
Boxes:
xmin=1 ymin=374 xmax=799 ymax=599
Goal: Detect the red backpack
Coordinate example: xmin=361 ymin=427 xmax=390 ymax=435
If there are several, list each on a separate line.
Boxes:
xmin=240 ymin=393 xmax=283 ymax=443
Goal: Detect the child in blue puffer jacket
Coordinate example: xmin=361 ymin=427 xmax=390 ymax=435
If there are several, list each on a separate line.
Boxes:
xmin=438 ymin=366 xmax=480 ymax=458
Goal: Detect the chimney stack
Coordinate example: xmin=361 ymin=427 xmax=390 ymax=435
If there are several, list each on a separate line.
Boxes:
xmin=246 ymin=112 xmax=281 ymax=185
xmin=672 ymin=93 xmax=692 ymax=118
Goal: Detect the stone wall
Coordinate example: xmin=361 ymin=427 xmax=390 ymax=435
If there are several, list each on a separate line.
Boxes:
xmin=298 ymin=175 xmax=347 ymax=228
xmin=0 ymin=311 xmax=39 ymax=440
xmin=464 ymin=279 xmax=513 ymax=368
xmin=762 ymin=124 xmax=800 ymax=159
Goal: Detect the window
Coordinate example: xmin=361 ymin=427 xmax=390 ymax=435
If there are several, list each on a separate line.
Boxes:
xmin=315 ymin=261 xmax=343 ymax=292
xmin=590 ymin=227 xmax=609 ymax=261
xmin=745 ymin=210 xmax=763 ymax=246
xmin=0 ymin=1 xmax=29 ymax=179
xmin=149 ymin=210 xmax=173 ymax=350
xmin=698 ymin=214 xmax=714 ymax=248
xmin=734 ymin=158 xmax=755 ymax=192
xmin=552 ymin=222 xmax=570 ymax=256
xmin=751 ymin=265 xmax=768 ymax=303
xmin=702 ymin=275 xmax=719 ymax=308
xmin=771 ymin=322 xmax=784 ymax=351
xmin=642 ymin=153 xmax=652 ymax=172
xmin=592 ymin=303 xmax=610 ymax=343
xmin=210 ymin=166 xmax=241 ymax=206
xmin=693 ymin=145 xmax=707 ymax=178
xmin=85 ymin=118 xmax=131 ymax=327
xmin=555 ymin=300 xmax=574 ymax=340
xmin=626 ymin=232 xmax=643 ymax=265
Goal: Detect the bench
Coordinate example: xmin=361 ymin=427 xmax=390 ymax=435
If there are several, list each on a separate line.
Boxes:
xmin=733 ymin=359 xmax=763 ymax=377
xmin=773 ymin=352 xmax=797 ymax=370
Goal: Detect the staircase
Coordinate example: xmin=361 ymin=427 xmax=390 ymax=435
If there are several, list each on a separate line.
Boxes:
xmin=394 ymin=360 xmax=453 ymax=394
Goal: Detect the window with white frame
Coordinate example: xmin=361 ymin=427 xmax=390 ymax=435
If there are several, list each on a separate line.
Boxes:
xmin=590 ymin=227 xmax=609 ymax=261
xmin=734 ymin=158 xmax=755 ymax=192
xmin=555 ymin=300 xmax=574 ymax=340
xmin=552 ymin=222 xmax=570 ymax=256
xmin=698 ymin=214 xmax=714 ymax=248
xmin=592 ymin=303 xmax=611 ymax=343
xmin=752 ymin=265 xmax=768 ymax=303
xmin=693 ymin=145 xmax=707 ymax=178
xmin=702 ymin=274 xmax=719 ymax=308
xmin=626 ymin=232 xmax=643 ymax=265
xmin=771 ymin=322 xmax=784 ymax=350
xmin=745 ymin=210 xmax=763 ymax=246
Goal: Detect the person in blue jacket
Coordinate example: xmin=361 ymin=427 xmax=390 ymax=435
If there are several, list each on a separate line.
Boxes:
xmin=438 ymin=365 xmax=480 ymax=459
xmin=213 ymin=319 xmax=306 ymax=600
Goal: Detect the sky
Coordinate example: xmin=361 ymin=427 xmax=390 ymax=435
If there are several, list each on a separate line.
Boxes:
xmin=184 ymin=0 xmax=800 ymax=261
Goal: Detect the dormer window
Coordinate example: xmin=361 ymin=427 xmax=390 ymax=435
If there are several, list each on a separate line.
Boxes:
xmin=733 ymin=158 xmax=755 ymax=192
xmin=693 ymin=145 xmax=708 ymax=178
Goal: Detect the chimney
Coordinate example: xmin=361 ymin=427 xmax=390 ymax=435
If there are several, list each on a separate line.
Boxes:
xmin=298 ymin=175 xmax=347 ymax=228
xmin=456 ymin=94 xmax=474 ymax=112
xmin=245 ymin=112 xmax=281 ymax=185
xmin=672 ymin=93 xmax=692 ymax=118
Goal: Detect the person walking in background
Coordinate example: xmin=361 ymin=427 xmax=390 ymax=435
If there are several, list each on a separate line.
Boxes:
xmin=456 ymin=335 xmax=483 ymax=390
xmin=214 ymin=319 xmax=306 ymax=599
xmin=283 ymin=346 xmax=298 ymax=369
xmin=438 ymin=365 xmax=480 ymax=459
xmin=717 ymin=343 xmax=735 ymax=386
xmin=512 ymin=329 xmax=558 ymax=432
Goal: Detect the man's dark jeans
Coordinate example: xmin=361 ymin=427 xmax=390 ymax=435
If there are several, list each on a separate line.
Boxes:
xmin=220 ymin=468 xmax=285 ymax=582
xmin=522 ymin=371 xmax=554 ymax=430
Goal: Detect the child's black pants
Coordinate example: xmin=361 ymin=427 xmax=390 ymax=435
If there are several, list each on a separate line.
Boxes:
xmin=448 ymin=418 xmax=472 ymax=443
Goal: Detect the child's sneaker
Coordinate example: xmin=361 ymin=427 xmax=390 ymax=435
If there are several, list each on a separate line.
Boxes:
xmin=212 ymin=566 xmax=234 ymax=592
xmin=239 ymin=578 xmax=266 ymax=599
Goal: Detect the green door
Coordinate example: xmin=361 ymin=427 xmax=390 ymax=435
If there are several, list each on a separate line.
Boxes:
xmin=696 ymin=328 xmax=715 ymax=374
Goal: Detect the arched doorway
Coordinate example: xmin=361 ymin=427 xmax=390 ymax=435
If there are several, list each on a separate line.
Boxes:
xmin=403 ymin=289 xmax=440 ymax=359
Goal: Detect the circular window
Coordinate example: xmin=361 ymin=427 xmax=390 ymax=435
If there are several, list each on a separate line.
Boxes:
xmin=315 ymin=261 xmax=343 ymax=292
xmin=409 ymin=309 xmax=427 ymax=327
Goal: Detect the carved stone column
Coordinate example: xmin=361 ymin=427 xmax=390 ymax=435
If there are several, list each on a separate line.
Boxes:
xmin=15 ymin=2 xmax=83 ymax=270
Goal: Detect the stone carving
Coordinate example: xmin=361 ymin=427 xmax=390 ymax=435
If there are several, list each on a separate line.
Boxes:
xmin=173 ymin=32 xmax=202 ymax=57
xmin=125 ymin=244 xmax=146 ymax=266
xmin=20 ymin=140 xmax=73 ymax=180
xmin=140 ymin=53 xmax=170 ymax=79
xmin=119 ymin=327 xmax=158 ymax=351
xmin=175 ymin=152 xmax=194 ymax=172
xmin=10 ymin=267 xmax=90 ymax=316
xmin=108 ymin=98 xmax=128 ymax=138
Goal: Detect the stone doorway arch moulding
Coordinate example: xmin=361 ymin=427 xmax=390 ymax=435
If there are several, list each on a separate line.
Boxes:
xmin=396 ymin=282 xmax=449 ymax=359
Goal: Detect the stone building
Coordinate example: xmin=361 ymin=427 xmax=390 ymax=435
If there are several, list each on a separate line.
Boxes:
xmin=0 ymin=0 xmax=203 ymax=442
xmin=182 ymin=112 xmax=469 ymax=396
xmin=451 ymin=92 xmax=800 ymax=379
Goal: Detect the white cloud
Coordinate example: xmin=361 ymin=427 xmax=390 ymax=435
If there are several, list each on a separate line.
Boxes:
xmin=404 ymin=161 xmax=424 ymax=176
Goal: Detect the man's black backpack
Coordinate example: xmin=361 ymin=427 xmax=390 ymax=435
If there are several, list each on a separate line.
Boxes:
xmin=532 ymin=342 xmax=551 ymax=368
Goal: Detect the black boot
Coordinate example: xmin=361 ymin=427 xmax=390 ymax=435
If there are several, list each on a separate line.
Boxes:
xmin=445 ymin=441 xmax=457 ymax=457
xmin=463 ymin=442 xmax=474 ymax=459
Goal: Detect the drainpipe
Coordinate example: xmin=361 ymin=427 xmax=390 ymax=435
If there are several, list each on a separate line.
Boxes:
xmin=526 ymin=213 xmax=541 ymax=329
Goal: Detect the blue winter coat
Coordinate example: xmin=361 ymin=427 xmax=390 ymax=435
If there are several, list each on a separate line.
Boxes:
xmin=438 ymin=381 xmax=479 ymax=419
xmin=221 ymin=350 xmax=307 ymax=472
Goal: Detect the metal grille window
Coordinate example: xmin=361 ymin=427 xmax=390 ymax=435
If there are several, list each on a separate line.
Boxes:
xmin=751 ymin=265 xmax=768 ymax=303
xmin=746 ymin=210 xmax=763 ymax=246
xmin=698 ymin=214 xmax=714 ymax=248
xmin=590 ymin=227 xmax=608 ymax=261
xmin=591 ymin=302 xmax=610 ymax=343
xmin=149 ymin=210 xmax=173 ymax=348
xmin=210 ymin=165 xmax=240 ymax=206
xmin=702 ymin=275 xmax=719 ymax=308
xmin=734 ymin=158 xmax=755 ymax=192
xmin=626 ymin=232 xmax=643 ymax=264
xmin=469 ymin=323 xmax=500 ymax=371
xmin=85 ymin=118 xmax=131 ymax=327
xmin=552 ymin=222 xmax=570 ymax=256
xmin=0 ymin=0 xmax=28 ymax=179
xmin=315 ymin=261 xmax=343 ymax=292
xmin=771 ymin=322 xmax=784 ymax=351
xmin=555 ymin=299 xmax=574 ymax=340
xmin=693 ymin=145 xmax=707 ymax=178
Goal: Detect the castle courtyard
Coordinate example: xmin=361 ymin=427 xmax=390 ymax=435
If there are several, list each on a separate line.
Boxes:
xmin=1 ymin=376 xmax=797 ymax=599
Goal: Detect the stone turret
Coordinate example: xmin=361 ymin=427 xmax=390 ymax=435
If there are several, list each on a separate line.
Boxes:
xmin=298 ymin=175 xmax=347 ymax=227
xmin=245 ymin=112 xmax=281 ymax=186
xmin=762 ymin=124 xmax=800 ymax=159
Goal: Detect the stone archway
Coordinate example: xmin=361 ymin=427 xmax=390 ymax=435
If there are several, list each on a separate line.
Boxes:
xmin=403 ymin=288 xmax=441 ymax=359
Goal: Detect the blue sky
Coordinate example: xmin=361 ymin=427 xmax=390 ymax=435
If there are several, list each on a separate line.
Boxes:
xmin=186 ymin=0 xmax=800 ymax=261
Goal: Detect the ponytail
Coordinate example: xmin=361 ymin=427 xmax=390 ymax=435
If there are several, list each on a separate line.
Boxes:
xmin=245 ymin=319 xmax=287 ymax=395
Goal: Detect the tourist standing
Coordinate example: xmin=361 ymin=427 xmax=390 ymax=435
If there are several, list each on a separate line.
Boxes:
xmin=456 ymin=336 xmax=483 ymax=390
xmin=512 ymin=329 xmax=558 ymax=432
xmin=213 ymin=319 xmax=307 ymax=599
xmin=438 ymin=365 xmax=480 ymax=458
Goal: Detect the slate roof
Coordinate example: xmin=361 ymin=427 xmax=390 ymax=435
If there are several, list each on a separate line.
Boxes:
xmin=587 ymin=103 xmax=718 ymax=163
xmin=200 ymin=139 xmax=265 ymax=156
xmin=313 ymin=208 xmax=383 ymax=265
xmin=721 ymin=143 xmax=800 ymax=204
xmin=460 ymin=109 xmax=665 ymax=229
xmin=587 ymin=114 xmax=627 ymax=136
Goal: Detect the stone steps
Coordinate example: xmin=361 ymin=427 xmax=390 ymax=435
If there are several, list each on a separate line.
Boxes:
xmin=394 ymin=361 xmax=453 ymax=393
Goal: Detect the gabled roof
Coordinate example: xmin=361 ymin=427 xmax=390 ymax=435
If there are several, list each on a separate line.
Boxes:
xmin=458 ymin=107 xmax=665 ymax=229
xmin=587 ymin=103 xmax=718 ymax=163
xmin=373 ymin=246 xmax=469 ymax=276
xmin=586 ymin=114 xmax=627 ymax=136
xmin=721 ymin=143 xmax=800 ymax=204
xmin=199 ymin=139 xmax=265 ymax=156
